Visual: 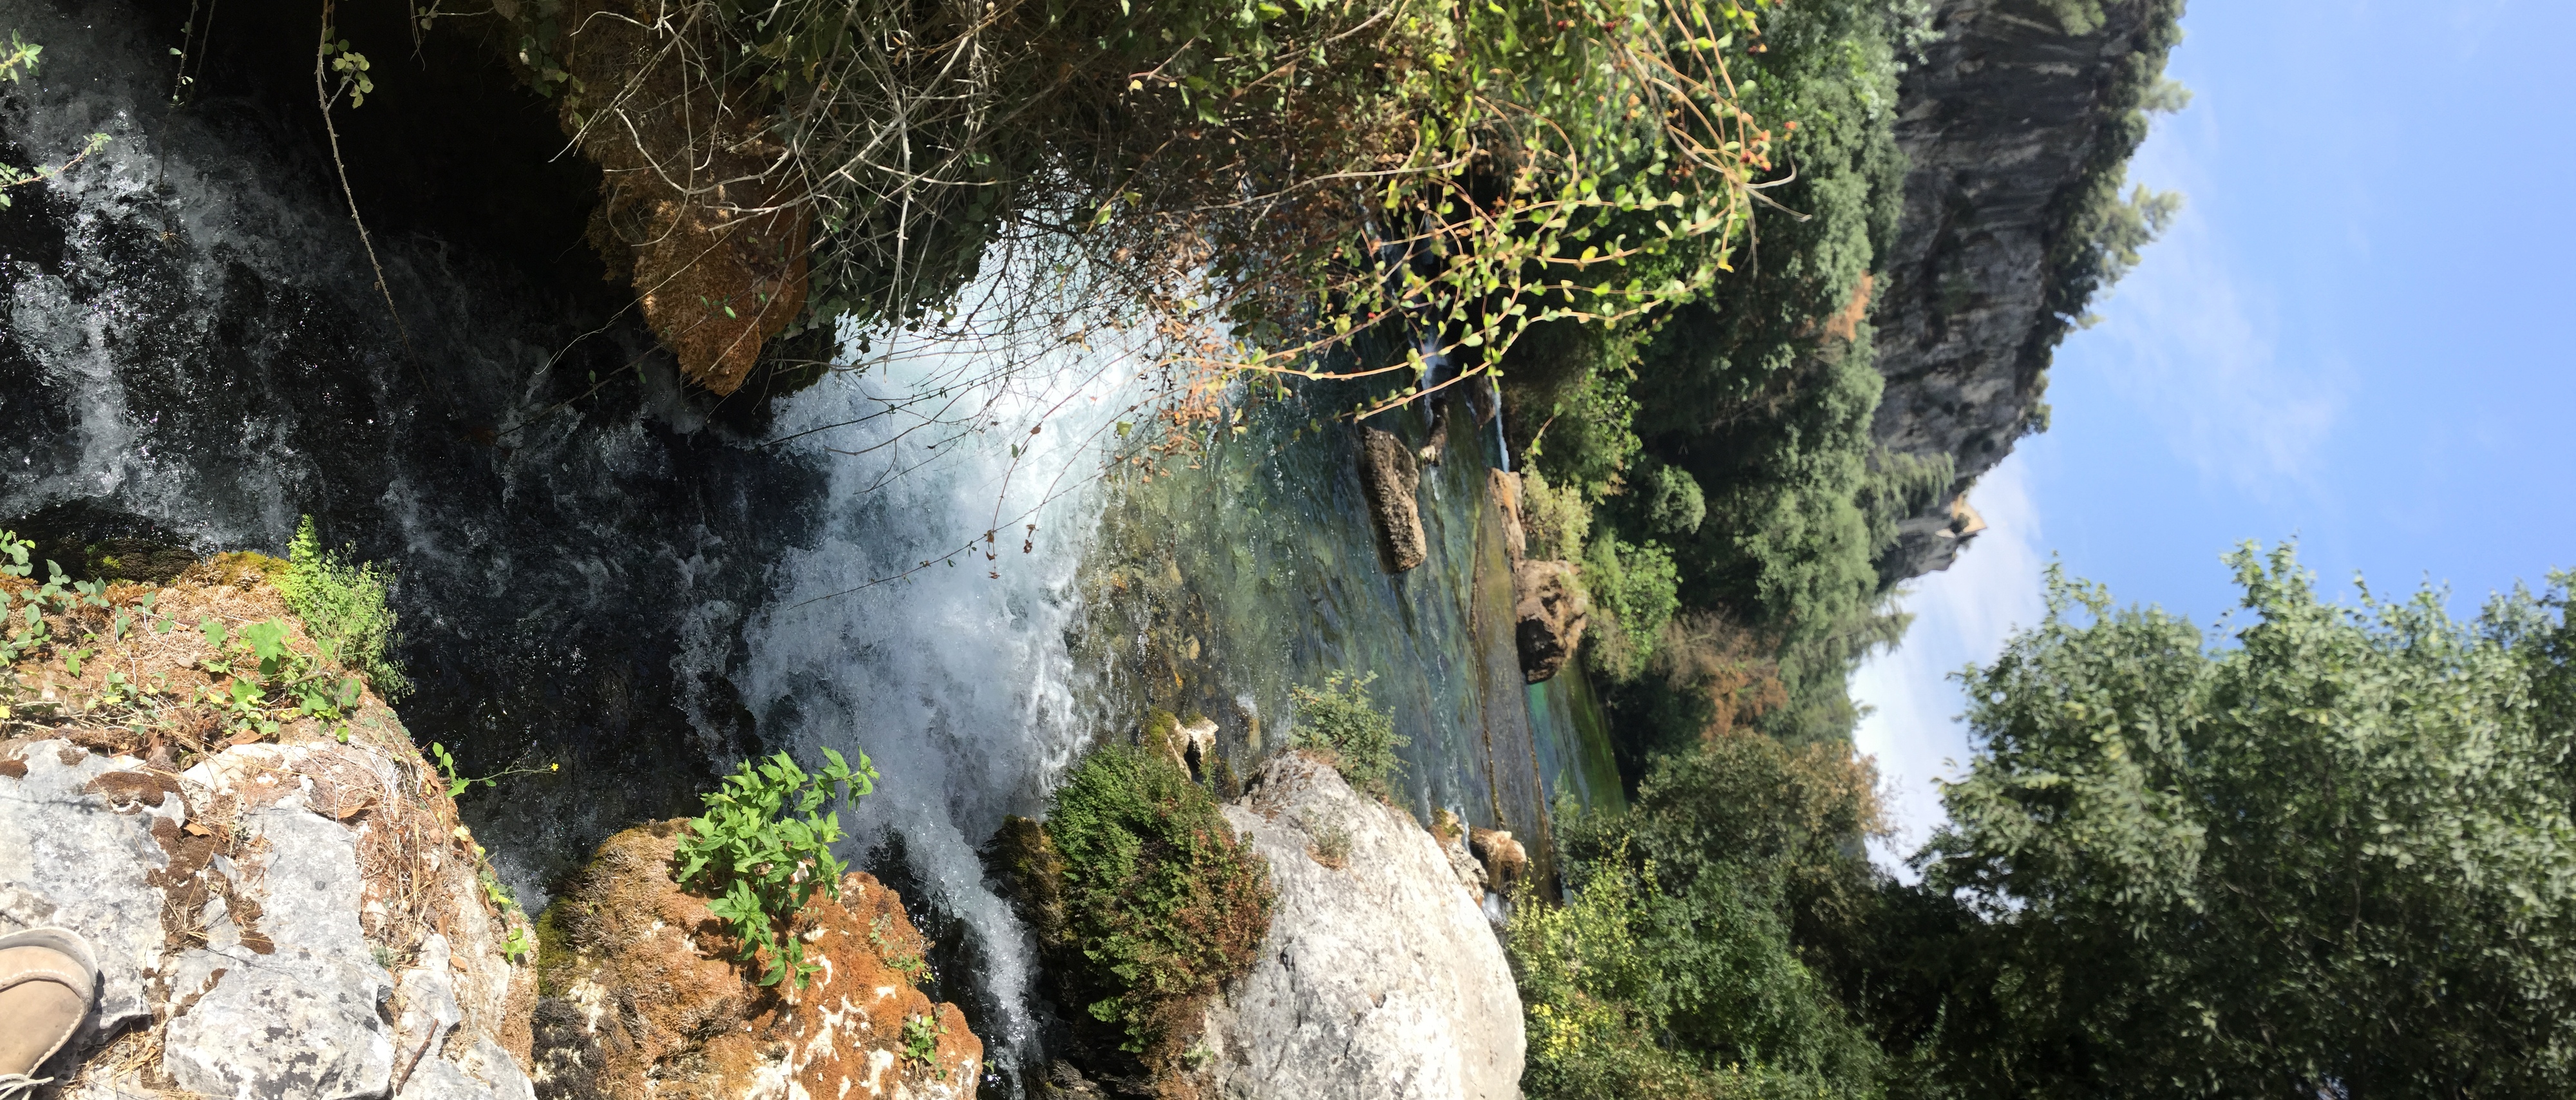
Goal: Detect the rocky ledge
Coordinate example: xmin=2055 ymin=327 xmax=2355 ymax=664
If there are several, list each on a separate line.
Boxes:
xmin=1198 ymin=752 xmax=1524 ymax=1100
xmin=1 ymin=733 xmax=538 ymax=1100
xmin=532 ymin=822 xmax=983 ymax=1100
xmin=0 ymin=556 xmax=542 ymax=1099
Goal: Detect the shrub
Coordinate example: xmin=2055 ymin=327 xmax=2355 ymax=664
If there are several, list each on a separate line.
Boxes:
xmin=1582 ymin=536 xmax=1683 ymax=684
xmin=674 ymin=748 xmax=878 ymax=988
xmin=1289 ymin=671 xmax=1406 ymax=799
xmin=1007 ymin=744 xmax=1273 ymax=1085
xmin=1513 ymin=730 xmax=1897 ymax=1100
xmin=277 ymin=516 xmax=411 ymax=701
xmin=1519 ymin=469 xmax=1596 ymax=564
xmin=1511 ymin=853 xmax=1887 ymax=1100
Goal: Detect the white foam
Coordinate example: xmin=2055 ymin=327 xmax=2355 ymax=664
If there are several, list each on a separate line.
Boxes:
xmin=737 ymin=265 xmax=1170 ymax=1081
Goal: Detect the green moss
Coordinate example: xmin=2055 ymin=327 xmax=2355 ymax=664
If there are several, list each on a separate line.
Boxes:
xmin=1000 ymin=743 xmax=1272 ymax=1078
xmin=531 ymin=902 xmax=571 ymax=998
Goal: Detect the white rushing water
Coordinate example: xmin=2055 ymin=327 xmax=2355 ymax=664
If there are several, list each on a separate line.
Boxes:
xmin=730 ymin=285 xmax=1168 ymax=1081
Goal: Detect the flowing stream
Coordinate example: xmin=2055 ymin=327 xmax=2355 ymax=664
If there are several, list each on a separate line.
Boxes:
xmin=0 ymin=2 xmax=1620 ymax=1090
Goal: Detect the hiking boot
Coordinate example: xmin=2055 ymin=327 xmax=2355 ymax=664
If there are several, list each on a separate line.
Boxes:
xmin=0 ymin=927 xmax=99 ymax=1098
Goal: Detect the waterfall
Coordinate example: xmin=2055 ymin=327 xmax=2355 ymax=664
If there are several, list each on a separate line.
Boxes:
xmin=0 ymin=6 xmax=1620 ymax=1092
xmin=734 ymin=294 xmax=1164 ymax=1083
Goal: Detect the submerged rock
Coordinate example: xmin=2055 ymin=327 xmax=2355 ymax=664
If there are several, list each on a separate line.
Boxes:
xmin=531 ymin=821 xmax=981 ymax=1100
xmin=1357 ymin=428 xmax=1428 ymax=572
xmin=1200 ymin=752 xmax=1523 ymax=1100
xmin=1510 ymin=560 xmax=1589 ymax=683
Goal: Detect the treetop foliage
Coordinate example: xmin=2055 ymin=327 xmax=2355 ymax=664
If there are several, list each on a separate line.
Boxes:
xmin=1924 ymin=546 xmax=2576 ymax=1097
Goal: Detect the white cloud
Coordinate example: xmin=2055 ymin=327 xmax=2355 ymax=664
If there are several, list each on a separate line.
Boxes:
xmin=1851 ymin=454 xmax=2050 ymax=877
xmin=2085 ymin=118 xmax=2347 ymax=499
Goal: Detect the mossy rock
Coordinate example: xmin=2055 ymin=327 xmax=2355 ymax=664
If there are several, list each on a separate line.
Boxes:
xmin=994 ymin=744 xmax=1273 ymax=1095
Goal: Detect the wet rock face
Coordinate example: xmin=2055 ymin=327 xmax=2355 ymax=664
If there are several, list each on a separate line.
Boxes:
xmin=1870 ymin=0 xmax=2175 ymax=579
xmin=0 ymin=0 xmax=832 ymax=900
xmin=0 ymin=735 xmax=538 ymax=1099
xmin=532 ymin=822 xmax=982 ymax=1100
xmin=1511 ymin=560 xmax=1588 ymax=683
xmin=1356 ymin=427 xmax=1428 ymax=572
xmin=1200 ymin=752 xmax=1523 ymax=1100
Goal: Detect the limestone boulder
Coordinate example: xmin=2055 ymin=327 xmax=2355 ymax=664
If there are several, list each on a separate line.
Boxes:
xmin=0 ymin=735 xmax=538 ymax=1099
xmin=1199 ymin=752 xmax=1522 ymax=1100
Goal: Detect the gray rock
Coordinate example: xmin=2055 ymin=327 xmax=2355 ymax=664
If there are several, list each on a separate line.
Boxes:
xmin=1871 ymin=0 xmax=2180 ymax=580
xmin=0 ymin=744 xmax=173 ymax=1052
xmin=1202 ymin=753 xmax=1524 ymax=1100
xmin=1358 ymin=426 xmax=1428 ymax=572
xmin=397 ymin=935 xmax=466 ymax=1069
xmin=402 ymin=1039 xmax=535 ymax=1100
xmin=163 ymin=806 xmax=397 ymax=1099
xmin=395 ymin=937 xmax=538 ymax=1100
xmin=3 ymin=736 xmax=538 ymax=1096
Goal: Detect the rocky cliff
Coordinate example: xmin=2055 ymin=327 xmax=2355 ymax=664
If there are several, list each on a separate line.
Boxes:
xmin=1870 ymin=0 xmax=2184 ymax=579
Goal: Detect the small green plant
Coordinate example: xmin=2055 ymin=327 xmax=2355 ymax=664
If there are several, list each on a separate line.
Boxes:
xmin=195 ymin=616 xmax=368 ymax=739
xmin=278 ymin=517 xmax=410 ymax=701
xmin=1 ymin=533 xmax=62 ymax=664
xmin=1311 ymin=816 xmax=1354 ymax=868
xmin=674 ymin=748 xmax=880 ymax=989
xmin=900 ymin=1012 xmax=944 ymax=1072
xmin=428 ymin=742 xmax=557 ymax=798
xmin=1289 ymin=671 xmax=1406 ymax=798
xmin=867 ymin=913 xmax=929 ymax=981
xmin=499 ymin=924 xmax=532 ymax=965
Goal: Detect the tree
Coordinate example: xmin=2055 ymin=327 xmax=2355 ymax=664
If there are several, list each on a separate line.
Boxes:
xmin=1922 ymin=546 xmax=2576 ymax=1097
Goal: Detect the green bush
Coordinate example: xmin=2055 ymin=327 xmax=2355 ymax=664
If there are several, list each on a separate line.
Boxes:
xmin=277 ymin=517 xmax=411 ymax=702
xmin=1513 ymin=730 xmax=1899 ymax=1100
xmin=1005 ymin=744 xmax=1272 ymax=1078
xmin=1637 ymin=461 xmax=1708 ymax=538
xmin=1582 ymin=536 xmax=1683 ymax=685
xmin=1518 ymin=469 xmax=1595 ymax=564
xmin=674 ymin=748 xmax=878 ymax=988
xmin=1288 ymin=671 xmax=1406 ymax=798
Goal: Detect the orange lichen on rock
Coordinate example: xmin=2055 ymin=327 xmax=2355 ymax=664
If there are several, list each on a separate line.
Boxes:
xmin=533 ymin=821 xmax=981 ymax=1099
xmin=544 ymin=0 xmax=814 ymax=395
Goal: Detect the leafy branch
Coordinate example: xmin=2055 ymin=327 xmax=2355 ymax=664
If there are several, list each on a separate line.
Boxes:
xmin=674 ymin=748 xmax=880 ymax=988
xmin=0 ymin=31 xmax=109 ymax=210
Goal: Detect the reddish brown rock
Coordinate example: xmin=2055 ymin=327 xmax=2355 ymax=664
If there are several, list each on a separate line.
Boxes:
xmin=1358 ymin=427 xmax=1427 ymax=572
xmin=532 ymin=821 xmax=981 ymax=1099
xmin=545 ymin=1 xmax=813 ymax=395
xmin=1490 ymin=469 xmax=1527 ymax=563
xmin=1511 ymin=560 xmax=1589 ymax=683
xmin=1468 ymin=828 xmax=1530 ymax=891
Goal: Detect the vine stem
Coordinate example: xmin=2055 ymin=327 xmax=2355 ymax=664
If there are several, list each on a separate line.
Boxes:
xmin=314 ymin=1 xmax=436 ymax=410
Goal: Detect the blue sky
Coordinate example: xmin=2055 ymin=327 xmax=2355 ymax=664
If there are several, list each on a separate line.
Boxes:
xmin=1855 ymin=0 xmax=2576 ymax=866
